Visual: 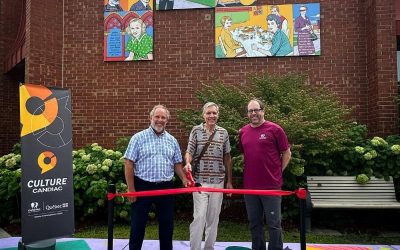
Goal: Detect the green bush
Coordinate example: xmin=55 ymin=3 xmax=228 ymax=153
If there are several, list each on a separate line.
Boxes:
xmin=343 ymin=136 xmax=400 ymax=182
xmin=177 ymin=74 xmax=359 ymax=218
xmin=72 ymin=143 xmax=130 ymax=221
xmin=178 ymin=74 xmax=355 ymax=181
xmin=314 ymin=123 xmax=368 ymax=176
xmin=0 ymin=152 xmax=21 ymax=223
xmin=115 ymin=136 xmax=131 ymax=153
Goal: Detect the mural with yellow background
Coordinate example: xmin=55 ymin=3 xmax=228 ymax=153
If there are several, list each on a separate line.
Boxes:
xmin=215 ymin=3 xmax=320 ymax=58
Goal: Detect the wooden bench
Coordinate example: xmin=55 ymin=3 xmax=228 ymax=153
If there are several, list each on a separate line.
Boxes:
xmin=306 ymin=176 xmax=400 ymax=230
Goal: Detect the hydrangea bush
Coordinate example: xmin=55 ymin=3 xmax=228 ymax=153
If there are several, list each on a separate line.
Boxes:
xmin=0 ymin=143 xmax=131 ymax=224
xmin=343 ymin=136 xmax=400 ymax=183
xmin=0 ymin=152 xmax=21 ymax=223
xmin=72 ymin=143 xmax=130 ymax=220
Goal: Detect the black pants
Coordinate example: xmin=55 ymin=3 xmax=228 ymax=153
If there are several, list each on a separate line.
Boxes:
xmin=129 ymin=177 xmax=175 ymax=250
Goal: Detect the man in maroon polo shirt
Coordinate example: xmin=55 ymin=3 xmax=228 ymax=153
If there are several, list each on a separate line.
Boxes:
xmin=239 ymin=99 xmax=292 ymax=250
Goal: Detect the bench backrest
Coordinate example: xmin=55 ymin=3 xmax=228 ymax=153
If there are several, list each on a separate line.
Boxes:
xmin=307 ymin=176 xmax=400 ymax=208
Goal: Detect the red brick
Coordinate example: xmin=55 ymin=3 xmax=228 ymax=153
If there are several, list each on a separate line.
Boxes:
xmin=0 ymin=0 xmax=398 ymax=154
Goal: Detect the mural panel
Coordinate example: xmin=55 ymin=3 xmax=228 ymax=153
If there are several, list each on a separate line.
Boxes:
xmin=215 ymin=3 xmax=320 ymax=58
xmin=156 ymin=0 xmax=256 ymax=11
xmin=104 ymin=0 xmax=154 ymax=61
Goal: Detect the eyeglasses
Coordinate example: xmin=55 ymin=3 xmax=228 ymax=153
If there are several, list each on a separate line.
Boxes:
xmin=247 ymin=108 xmax=263 ymax=114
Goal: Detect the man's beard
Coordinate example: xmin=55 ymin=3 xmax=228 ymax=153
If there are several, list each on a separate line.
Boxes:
xmin=151 ymin=124 xmax=164 ymax=133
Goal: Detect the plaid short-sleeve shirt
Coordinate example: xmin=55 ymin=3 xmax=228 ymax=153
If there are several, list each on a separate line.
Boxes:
xmin=124 ymin=127 xmax=183 ymax=182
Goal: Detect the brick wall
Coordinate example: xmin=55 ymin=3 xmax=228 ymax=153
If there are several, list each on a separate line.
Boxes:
xmin=0 ymin=0 xmax=24 ymax=155
xmin=0 ymin=74 xmax=20 ymax=155
xmin=25 ymin=0 xmax=63 ymax=85
xmin=366 ymin=0 xmax=399 ymax=136
xmin=61 ymin=0 xmax=375 ymax=149
xmin=1 ymin=0 xmax=398 ymax=154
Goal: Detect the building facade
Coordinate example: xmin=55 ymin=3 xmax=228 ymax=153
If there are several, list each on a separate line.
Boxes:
xmin=0 ymin=0 xmax=399 ymax=155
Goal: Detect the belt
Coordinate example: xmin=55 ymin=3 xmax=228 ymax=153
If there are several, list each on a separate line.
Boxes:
xmin=135 ymin=176 xmax=172 ymax=185
xmin=152 ymin=180 xmax=170 ymax=185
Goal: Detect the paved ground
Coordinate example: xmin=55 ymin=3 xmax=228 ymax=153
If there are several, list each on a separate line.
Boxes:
xmin=0 ymin=228 xmax=10 ymax=238
xmin=1 ymin=238 xmax=400 ymax=250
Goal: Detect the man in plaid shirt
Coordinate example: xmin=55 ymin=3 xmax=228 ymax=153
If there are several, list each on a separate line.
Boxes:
xmin=124 ymin=105 xmax=188 ymax=250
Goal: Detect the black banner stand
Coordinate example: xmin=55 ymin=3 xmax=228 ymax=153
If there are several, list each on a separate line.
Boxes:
xmin=299 ymin=196 xmax=307 ymax=250
xmin=107 ymin=184 xmax=116 ymax=250
xmin=18 ymin=239 xmax=55 ymax=250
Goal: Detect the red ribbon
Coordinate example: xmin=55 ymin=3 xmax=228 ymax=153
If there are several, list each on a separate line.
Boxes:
xmin=107 ymin=187 xmax=307 ymax=200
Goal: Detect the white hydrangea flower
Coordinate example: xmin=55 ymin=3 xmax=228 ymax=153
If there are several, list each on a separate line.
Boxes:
xmin=5 ymin=153 xmax=15 ymax=160
xmin=92 ymin=146 xmax=102 ymax=151
xmin=105 ymin=150 xmax=114 ymax=156
xmin=82 ymin=154 xmax=91 ymax=162
xmin=0 ymin=156 xmax=5 ymax=165
xmin=391 ymin=144 xmax=400 ymax=154
xmin=14 ymin=154 xmax=21 ymax=162
xmin=5 ymin=158 xmax=16 ymax=167
xmin=86 ymin=164 xmax=97 ymax=174
xmin=102 ymin=159 xmax=113 ymax=167
xmin=97 ymin=199 xmax=104 ymax=206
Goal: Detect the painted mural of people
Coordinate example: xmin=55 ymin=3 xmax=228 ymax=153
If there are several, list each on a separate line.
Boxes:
xmin=294 ymin=5 xmax=316 ymax=55
xmin=252 ymin=14 xmax=292 ymax=56
xmin=105 ymin=0 xmax=123 ymax=12
xmin=270 ymin=5 xmax=289 ymax=38
xmin=158 ymin=0 xmax=174 ymax=10
xmin=219 ymin=16 xmax=247 ymax=57
xmin=125 ymin=18 xmax=153 ymax=61
xmin=130 ymin=0 xmax=152 ymax=11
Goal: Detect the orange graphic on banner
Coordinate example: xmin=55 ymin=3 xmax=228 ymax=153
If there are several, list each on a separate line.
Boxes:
xmin=37 ymin=151 xmax=57 ymax=174
xmin=20 ymin=84 xmax=58 ymax=137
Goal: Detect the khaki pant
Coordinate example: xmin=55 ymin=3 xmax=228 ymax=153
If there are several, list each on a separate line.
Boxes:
xmin=190 ymin=182 xmax=224 ymax=250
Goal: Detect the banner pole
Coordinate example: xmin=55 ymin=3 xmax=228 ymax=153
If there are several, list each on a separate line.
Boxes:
xmin=107 ymin=184 xmax=116 ymax=250
xmin=299 ymin=196 xmax=307 ymax=250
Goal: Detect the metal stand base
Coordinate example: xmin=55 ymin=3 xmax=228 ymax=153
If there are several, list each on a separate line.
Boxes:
xmin=18 ymin=239 xmax=56 ymax=250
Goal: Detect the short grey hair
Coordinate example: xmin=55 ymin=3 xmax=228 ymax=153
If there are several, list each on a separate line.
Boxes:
xmin=202 ymin=102 xmax=219 ymax=115
xmin=150 ymin=105 xmax=170 ymax=119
